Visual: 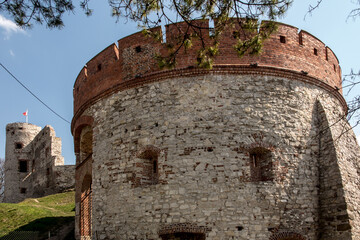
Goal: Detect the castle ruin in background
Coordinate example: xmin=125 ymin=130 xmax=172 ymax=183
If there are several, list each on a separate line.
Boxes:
xmin=3 ymin=122 xmax=75 ymax=203
xmin=72 ymin=20 xmax=360 ymax=239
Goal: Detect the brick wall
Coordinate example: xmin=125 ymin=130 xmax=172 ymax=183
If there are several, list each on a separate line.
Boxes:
xmin=72 ymin=20 xmax=343 ymax=129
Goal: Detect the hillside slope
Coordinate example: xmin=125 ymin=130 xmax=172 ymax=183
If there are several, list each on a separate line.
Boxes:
xmin=0 ymin=191 xmax=75 ymax=239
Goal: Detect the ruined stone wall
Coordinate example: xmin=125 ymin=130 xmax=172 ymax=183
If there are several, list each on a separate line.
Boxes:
xmin=30 ymin=125 xmax=75 ymax=197
xmin=4 ymin=123 xmax=42 ymax=203
xmin=3 ymin=123 xmax=75 ymax=203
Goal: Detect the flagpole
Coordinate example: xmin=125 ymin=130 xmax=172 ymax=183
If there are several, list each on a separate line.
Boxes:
xmin=23 ymin=109 xmax=28 ymax=123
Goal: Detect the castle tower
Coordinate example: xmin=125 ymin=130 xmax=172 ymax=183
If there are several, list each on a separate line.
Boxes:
xmin=72 ymin=21 xmax=360 ymax=239
xmin=3 ymin=123 xmax=42 ymax=203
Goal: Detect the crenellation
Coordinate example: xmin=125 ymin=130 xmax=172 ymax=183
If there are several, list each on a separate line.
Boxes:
xmin=73 ymin=20 xmax=342 ymax=121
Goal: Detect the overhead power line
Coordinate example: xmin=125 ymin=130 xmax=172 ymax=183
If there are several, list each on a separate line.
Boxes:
xmin=0 ymin=62 xmax=71 ymax=124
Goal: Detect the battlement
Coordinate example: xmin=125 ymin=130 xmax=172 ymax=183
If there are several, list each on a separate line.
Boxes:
xmin=73 ymin=20 xmax=343 ymax=128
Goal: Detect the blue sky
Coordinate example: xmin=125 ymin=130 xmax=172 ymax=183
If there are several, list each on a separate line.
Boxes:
xmin=0 ymin=0 xmax=359 ymax=165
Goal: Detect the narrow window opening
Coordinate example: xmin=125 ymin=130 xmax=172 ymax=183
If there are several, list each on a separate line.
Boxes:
xmin=15 ymin=142 xmax=23 ymax=149
xmin=97 ymin=64 xmax=102 ymax=71
xmin=45 ymin=147 xmax=50 ymax=158
xmin=19 ymin=160 xmax=28 ymax=172
xmin=334 ymin=64 xmax=337 ymax=72
xmin=135 ymin=46 xmax=142 ymax=53
xmin=299 ymin=34 xmax=303 ymax=45
xmin=314 ymin=48 xmax=318 ymax=56
xmin=20 ymin=188 xmax=27 ymax=194
xmin=325 ymin=49 xmax=329 ymax=61
xmin=153 ymin=158 xmax=158 ymax=174
xmin=233 ymin=31 xmax=239 ymax=39
xmin=47 ymin=168 xmax=50 ymax=175
xmin=237 ymin=226 xmax=244 ymax=231
xmin=280 ymin=35 xmax=286 ymax=43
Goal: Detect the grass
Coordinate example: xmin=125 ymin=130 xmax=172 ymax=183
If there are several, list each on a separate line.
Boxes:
xmin=0 ymin=191 xmax=75 ymax=238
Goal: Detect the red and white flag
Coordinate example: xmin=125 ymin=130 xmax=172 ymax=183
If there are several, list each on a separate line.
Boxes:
xmin=23 ymin=109 xmax=28 ymax=123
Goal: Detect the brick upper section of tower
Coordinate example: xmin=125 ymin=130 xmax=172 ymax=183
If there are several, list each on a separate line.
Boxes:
xmin=72 ymin=20 xmax=343 ymax=128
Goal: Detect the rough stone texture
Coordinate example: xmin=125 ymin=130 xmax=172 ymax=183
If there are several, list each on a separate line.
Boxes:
xmin=3 ymin=123 xmax=75 ymax=203
xmin=72 ymin=21 xmax=360 ymax=240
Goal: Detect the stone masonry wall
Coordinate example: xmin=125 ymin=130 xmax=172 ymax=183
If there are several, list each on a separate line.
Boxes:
xmin=73 ymin=73 xmax=360 ymax=240
xmin=3 ymin=123 xmax=75 ymax=203
xmin=3 ymin=123 xmax=42 ymax=203
xmin=317 ymin=100 xmax=360 ymax=240
xmin=30 ymin=125 xmax=75 ymax=197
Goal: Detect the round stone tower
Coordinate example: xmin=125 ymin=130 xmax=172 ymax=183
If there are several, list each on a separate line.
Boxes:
xmin=3 ymin=123 xmax=42 ymax=203
xmin=72 ymin=21 xmax=360 ymax=240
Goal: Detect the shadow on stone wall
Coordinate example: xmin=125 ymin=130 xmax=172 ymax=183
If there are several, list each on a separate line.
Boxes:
xmin=316 ymin=101 xmax=352 ymax=240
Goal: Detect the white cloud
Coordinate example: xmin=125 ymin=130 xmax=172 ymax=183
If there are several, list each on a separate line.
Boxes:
xmin=9 ymin=49 xmax=15 ymax=56
xmin=0 ymin=15 xmax=25 ymax=39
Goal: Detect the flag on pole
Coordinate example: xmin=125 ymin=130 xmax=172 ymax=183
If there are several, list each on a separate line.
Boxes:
xmin=23 ymin=109 xmax=28 ymax=123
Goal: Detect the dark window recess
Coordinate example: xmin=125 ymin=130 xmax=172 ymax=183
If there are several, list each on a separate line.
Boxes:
xmin=314 ymin=48 xmax=318 ymax=56
xmin=135 ymin=46 xmax=142 ymax=53
xmin=334 ymin=64 xmax=337 ymax=72
xmin=97 ymin=64 xmax=102 ymax=71
xmin=280 ymin=35 xmax=286 ymax=43
xmin=237 ymin=226 xmax=244 ymax=231
xmin=47 ymin=168 xmax=50 ymax=175
xmin=20 ymin=188 xmax=27 ymax=194
xmin=299 ymin=34 xmax=303 ymax=45
xmin=15 ymin=142 xmax=23 ymax=149
xmin=45 ymin=147 xmax=50 ymax=158
xmin=19 ymin=160 xmax=28 ymax=172
xmin=249 ymin=148 xmax=273 ymax=181
xmin=325 ymin=50 xmax=329 ymax=61
xmin=136 ymin=148 xmax=159 ymax=186
xmin=233 ymin=31 xmax=240 ymax=39
xmin=153 ymin=160 xmax=158 ymax=174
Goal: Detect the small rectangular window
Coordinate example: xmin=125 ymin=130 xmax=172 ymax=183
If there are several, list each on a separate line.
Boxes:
xmin=280 ymin=36 xmax=286 ymax=43
xmin=135 ymin=46 xmax=142 ymax=53
xmin=325 ymin=49 xmax=329 ymax=61
xmin=15 ymin=143 xmax=23 ymax=149
xmin=19 ymin=160 xmax=28 ymax=172
xmin=20 ymin=188 xmax=27 ymax=194
xmin=314 ymin=48 xmax=318 ymax=56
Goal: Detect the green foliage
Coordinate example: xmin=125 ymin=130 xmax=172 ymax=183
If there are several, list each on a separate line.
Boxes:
xmin=132 ymin=0 xmax=292 ymax=69
xmin=234 ymin=20 xmax=278 ymax=57
xmin=0 ymin=191 xmax=75 ymax=238
xmin=0 ymin=0 xmax=78 ymax=28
